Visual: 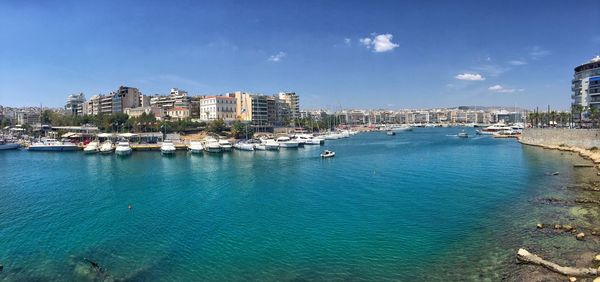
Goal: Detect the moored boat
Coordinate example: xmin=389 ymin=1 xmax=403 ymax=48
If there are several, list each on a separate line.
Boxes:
xmin=83 ymin=141 xmax=99 ymax=154
xmin=218 ymin=139 xmax=233 ymax=151
xmin=188 ymin=140 xmax=204 ymax=153
xmin=28 ymin=138 xmax=78 ymax=151
xmin=204 ymin=137 xmax=222 ymax=153
xmin=0 ymin=139 xmax=21 ymax=150
xmin=160 ymin=140 xmax=176 ymax=155
xmin=99 ymin=140 xmax=114 ymax=154
xmin=262 ymin=139 xmax=280 ymax=150
xmin=115 ymin=141 xmax=132 ymax=155
xmin=276 ymin=136 xmax=299 ymax=148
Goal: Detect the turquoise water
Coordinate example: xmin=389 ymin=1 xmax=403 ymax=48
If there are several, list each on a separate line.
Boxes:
xmin=0 ymin=128 xmax=590 ymax=281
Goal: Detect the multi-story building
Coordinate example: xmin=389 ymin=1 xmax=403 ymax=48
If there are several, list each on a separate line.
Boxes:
xmin=65 ymin=93 xmax=86 ymax=116
xmin=278 ymin=92 xmax=300 ymax=119
xmin=113 ymin=86 xmax=141 ymax=113
xmin=166 ymin=107 xmax=191 ymax=120
xmin=573 ymin=56 xmax=600 ymax=121
xmin=150 ymin=88 xmax=191 ymax=109
xmin=16 ymin=110 xmax=40 ymax=125
xmin=99 ymin=94 xmax=114 ymax=115
xmin=199 ymin=96 xmax=236 ymax=121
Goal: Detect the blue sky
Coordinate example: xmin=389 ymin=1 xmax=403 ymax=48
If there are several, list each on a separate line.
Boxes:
xmin=1 ymin=0 xmax=599 ymax=110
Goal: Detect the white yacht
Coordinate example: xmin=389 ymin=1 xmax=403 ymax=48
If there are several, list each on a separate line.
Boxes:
xmin=233 ymin=141 xmax=255 ymax=151
xmin=391 ymin=125 xmax=413 ymax=132
xmin=204 ymin=137 xmax=222 ymax=153
xmin=218 ymin=139 xmax=233 ymax=151
xmin=477 ymin=122 xmax=512 ymax=135
xmin=188 ymin=140 xmax=204 ymax=153
xmin=0 ymin=139 xmax=21 ymax=150
xmin=296 ymin=134 xmax=324 ymax=145
xmin=83 ymin=141 xmax=99 ymax=154
xmin=160 ymin=140 xmax=176 ymax=155
xmin=276 ymin=136 xmax=299 ymax=148
xmin=29 ymin=138 xmax=78 ymax=151
xmin=115 ymin=141 xmax=132 ymax=155
xmin=262 ymin=139 xmax=280 ymax=150
xmin=99 ymin=140 xmax=114 ymax=154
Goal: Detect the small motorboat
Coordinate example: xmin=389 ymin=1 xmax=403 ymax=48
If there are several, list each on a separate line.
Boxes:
xmin=458 ymin=130 xmax=468 ymax=138
xmin=188 ymin=140 xmax=204 ymax=153
xmin=320 ymin=150 xmax=335 ymax=158
xmin=161 ymin=140 xmax=177 ymax=155
xmin=83 ymin=141 xmax=99 ymax=154
xmin=115 ymin=141 xmax=132 ymax=155
xmin=386 ymin=130 xmax=396 ymax=136
xmin=99 ymin=140 xmax=114 ymax=154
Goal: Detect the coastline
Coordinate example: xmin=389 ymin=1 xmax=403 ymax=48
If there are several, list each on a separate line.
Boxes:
xmin=516 ymin=136 xmax=600 ymax=281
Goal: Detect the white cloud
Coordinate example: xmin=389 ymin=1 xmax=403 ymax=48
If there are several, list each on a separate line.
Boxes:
xmin=268 ymin=51 xmax=286 ymax=62
xmin=360 ymin=33 xmax=399 ymax=53
xmin=508 ymin=60 xmax=527 ymax=66
xmin=455 ymin=73 xmax=485 ymax=81
xmin=529 ymin=46 xmax=551 ymax=59
xmin=344 ymin=38 xmax=351 ymax=45
xmin=488 ymin=84 xmax=523 ymax=93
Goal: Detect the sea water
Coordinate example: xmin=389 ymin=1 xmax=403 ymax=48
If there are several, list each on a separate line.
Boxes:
xmin=0 ymin=128 xmax=594 ymax=281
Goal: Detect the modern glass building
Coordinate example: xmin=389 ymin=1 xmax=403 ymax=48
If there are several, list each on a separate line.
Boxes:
xmin=572 ymin=56 xmax=600 ymax=116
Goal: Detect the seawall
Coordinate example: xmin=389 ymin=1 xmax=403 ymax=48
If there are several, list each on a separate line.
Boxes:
xmin=521 ymin=128 xmax=600 ymax=149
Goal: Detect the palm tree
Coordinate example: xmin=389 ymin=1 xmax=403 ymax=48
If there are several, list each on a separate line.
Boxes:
xmin=589 ymin=107 xmax=600 ymax=128
xmin=572 ymin=104 xmax=584 ymax=128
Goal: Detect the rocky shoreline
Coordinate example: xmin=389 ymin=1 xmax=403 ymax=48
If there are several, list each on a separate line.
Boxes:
xmin=515 ymin=139 xmax=600 ymax=281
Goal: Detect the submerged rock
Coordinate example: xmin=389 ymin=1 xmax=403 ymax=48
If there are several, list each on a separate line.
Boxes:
xmin=576 ymin=232 xmax=585 ymax=241
xmin=554 ymin=224 xmax=562 ymax=229
xmin=537 ymin=223 xmax=544 ymax=229
xmin=563 ymin=225 xmax=574 ymax=232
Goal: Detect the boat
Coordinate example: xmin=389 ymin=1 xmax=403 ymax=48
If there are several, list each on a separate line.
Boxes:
xmin=458 ymin=130 xmax=468 ymax=138
xmin=218 ymin=139 xmax=233 ymax=151
xmin=276 ymin=136 xmax=299 ymax=148
xmin=387 ymin=130 xmax=396 ymax=136
xmin=83 ymin=141 xmax=99 ymax=154
xmin=28 ymin=138 xmax=78 ymax=151
xmin=262 ymin=139 xmax=280 ymax=150
xmin=160 ymin=140 xmax=176 ymax=155
xmin=254 ymin=143 xmax=266 ymax=150
xmin=476 ymin=122 xmax=512 ymax=135
xmin=320 ymin=150 xmax=335 ymax=158
xmin=391 ymin=125 xmax=413 ymax=132
xmin=296 ymin=134 xmax=324 ymax=145
xmin=115 ymin=141 xmax=132 ymax=155
xmin=234 ymin=141 xmax=255 ymax=151
xmin=188 ymin=140 xmax=204 ymax=153
xmin=99 ymin=140 xmax=114 ymax=154
xmin=204 ymin=137 xmax=222 ymax=153
xmin=0 ymin=139 xmax=20 ymax=150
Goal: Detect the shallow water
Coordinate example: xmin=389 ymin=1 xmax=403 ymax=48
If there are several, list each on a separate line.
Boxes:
xmin=0 ymin=128 xmax=596 ymax=281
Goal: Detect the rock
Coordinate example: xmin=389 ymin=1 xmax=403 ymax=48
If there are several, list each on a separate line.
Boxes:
xmin=576 ymin=232 xmax=585 ymax=241
xmin=594 ymin=254 xmax=600 ymax=262
xmin=569 ymin=277 xmax=577 ymax=282
xmin=563 ymin=225 xmax=573 ymax=231
xmin=554 ymin=224 xmax=562 ymax=229
xmin=537 ymin=223 xmax=544 ymax=229
xmin=0 ymin=263 xmax=2 ymax=272
xmin=593 ymin=277 xmax=600 ymax=282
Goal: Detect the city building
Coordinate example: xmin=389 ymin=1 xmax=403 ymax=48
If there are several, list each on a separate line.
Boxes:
xmin=199 ymin=96 xmax=236 ymax=121
xmin=165 ymin=107 xmax=191 ymax=120
xmin=572 ymin=56 xmax=600 ymax=121
xmin=278 ymin=92 xmax=300 ymax=119
xmin=65 ymin=93 xmax=86 ymax=116
xmin=150 ymin=88 xmax=191 ymax=109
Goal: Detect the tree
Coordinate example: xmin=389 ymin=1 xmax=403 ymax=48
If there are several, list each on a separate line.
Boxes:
xmin=230 ymin=121 xmax=253 ymax=139
xmin=207 ymin=119 xmax=225 ymax=134
xmin=589 ymin=107 xmax=600 ymax=128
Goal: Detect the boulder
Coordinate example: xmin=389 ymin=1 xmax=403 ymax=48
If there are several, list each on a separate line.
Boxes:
xmin=576 ymin=232 xmax=585 ymax=241
xmin=563 ymin=225 xmax=573 ymax=232
xmin=569 ymin=277 xmax=577 ymax=282
xmin=554 ymin=224 xmax=562 ymax=229
xmin=537 ymin=223 xmax=544 ymax=229
xmin=594 ymin=254 xmax=600 ymax=262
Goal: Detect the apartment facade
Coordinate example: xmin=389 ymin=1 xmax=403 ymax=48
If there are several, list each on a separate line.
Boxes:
xmin=199 ymin=96 xmax=236 ymax=121
xmin=573 ymin=56 xmax=600 ymax=122
xmin=65 ymin=93 xmax=86 ymax=116
xmin=278 ymin=92 xmax=300 ymax=119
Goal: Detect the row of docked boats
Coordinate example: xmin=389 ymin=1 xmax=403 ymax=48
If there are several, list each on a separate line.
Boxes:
xmin=188 ymin=134 xmax=327 ymax=153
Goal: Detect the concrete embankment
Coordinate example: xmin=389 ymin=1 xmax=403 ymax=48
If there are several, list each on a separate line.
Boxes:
xmin=520 ymin=128 xmax=600 ymax=169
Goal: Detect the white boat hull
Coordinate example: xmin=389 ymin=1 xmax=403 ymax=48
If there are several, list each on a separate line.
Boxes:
xmin=115 ymin=148 xmax=132 ymax=155
xmin=0 ymin=143 xmax=20 ymax=150
xmin=279 ymin=142 xmax=299 ymax=148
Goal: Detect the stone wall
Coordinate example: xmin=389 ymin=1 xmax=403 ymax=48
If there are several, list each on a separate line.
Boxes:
xmin=521 ymin=128 xmax=600 ymax=149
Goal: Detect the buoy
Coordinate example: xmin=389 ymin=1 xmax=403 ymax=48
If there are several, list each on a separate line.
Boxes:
xmin=128 ymin=204 xmax=132 ymax=210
